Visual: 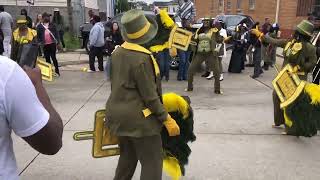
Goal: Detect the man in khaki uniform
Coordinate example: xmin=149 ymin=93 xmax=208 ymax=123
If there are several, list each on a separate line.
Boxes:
xmin=186 ymin=18 xmax=224 ymax=94
xmin=252 ymin=20 xmax=317 ymax=127
xmin=105 ymin=10 xmax=180 ymax=180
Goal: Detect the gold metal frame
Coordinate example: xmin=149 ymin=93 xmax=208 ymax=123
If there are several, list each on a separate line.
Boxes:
xmin=73 ymin=110 xmax=120 ymax=158
xmin=36 ymin=58 xmax=53 ymax=82
xmin=168 ymin=26 xmax=193 ymax=51
xmin=272 ymin=64 xmax=306 ymax=109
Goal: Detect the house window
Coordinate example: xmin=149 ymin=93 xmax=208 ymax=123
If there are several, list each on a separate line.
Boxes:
xmin=237 ymin=0 xmax=242 ymax=9
xmin=297 ymin=0 xmax=313 ymax=16
xmin=219 ymin=0 xmax=224 ymax=13
xmin=211 ymin=0 xmax=215 ymax=11
xmin=313 ymin=0 xmax=320 ymax=17
xmin=227 ymin=0 xmax=231 ymax=9
xmin=249 ymin=0 xmax=255 ymax=10
xmin=219 ymin=0 xmax=224 ymax=7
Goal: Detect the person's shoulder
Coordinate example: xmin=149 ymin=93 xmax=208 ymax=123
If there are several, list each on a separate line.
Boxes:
xmin=29 ymin=28 xmax=37 ymax=36
xmin=13 ymin=28 xmax=19 ymax=34
xmin=113 ymin=47 xmax=150 ymax=63
xmin=0 ymin=56 xmax=18 ymax=85
xmin=115 ymin=47 xmax=150 ymax=57
xmin=305 ymin=41 xmax=316 ymax=51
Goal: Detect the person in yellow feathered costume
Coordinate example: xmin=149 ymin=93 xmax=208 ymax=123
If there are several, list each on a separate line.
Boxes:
xmin=251 ymin=20 xmax=319 ymax=137
xmin=147 ymin=8 xmax=176 ymax=81
xmin=11 ymin=15 xmax=37 ymax=63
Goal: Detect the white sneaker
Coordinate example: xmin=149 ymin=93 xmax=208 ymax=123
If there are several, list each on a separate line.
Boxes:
xmin=206 ymin=72 xmax=214 ymax=80
xmin=87 ymin=70 xmax=95 ymax=73
xmin=219 ymin=74 xmax=224 ymax=81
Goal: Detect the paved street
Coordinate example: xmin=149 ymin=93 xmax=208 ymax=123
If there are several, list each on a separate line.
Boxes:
xmin=14 ymin=51 xmax=320 ymax=180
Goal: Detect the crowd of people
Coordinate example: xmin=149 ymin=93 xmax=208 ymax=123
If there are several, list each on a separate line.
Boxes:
xmin=0 ymin=6 xmax=65 ymax=76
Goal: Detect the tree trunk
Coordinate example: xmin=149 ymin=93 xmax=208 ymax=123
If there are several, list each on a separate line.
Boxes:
xmin=67 ymin=0 xmax=74 ymax=34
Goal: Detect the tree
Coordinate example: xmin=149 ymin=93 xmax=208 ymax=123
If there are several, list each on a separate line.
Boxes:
xmin=67 ymin=0 xmax=74 ymax=34
xmin=115 ymin=0 xmax=130 ymax=14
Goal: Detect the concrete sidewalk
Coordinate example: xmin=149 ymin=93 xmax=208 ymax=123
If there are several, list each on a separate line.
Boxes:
xmin=56 ymin=49 xmax=108 ymax=66
xmin=13 ymin=52 xmax=320 ymax=180
xmin=56 ymin=49 xmax=89 ymax=66
xmin=56 ymin=48 xmax=285 ymax=67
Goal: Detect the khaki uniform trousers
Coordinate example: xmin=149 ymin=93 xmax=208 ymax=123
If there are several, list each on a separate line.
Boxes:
xmin=188 ymin=52 xmax=220 ymax=91
xmin=114 ymin=135 xmax=162 ymax=180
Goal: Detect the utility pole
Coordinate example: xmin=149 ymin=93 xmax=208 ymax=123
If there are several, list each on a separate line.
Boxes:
xmin=275 ymin=0 xmax=281 ymax=23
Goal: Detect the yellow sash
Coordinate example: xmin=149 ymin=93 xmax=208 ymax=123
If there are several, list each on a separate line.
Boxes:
xmin=121 ymin=42 xmax=160 ymax=76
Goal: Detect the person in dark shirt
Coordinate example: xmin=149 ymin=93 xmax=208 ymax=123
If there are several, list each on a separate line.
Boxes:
xmin=261 ymin=18 xmax=272 ymax=35
xmin=21 ymin=9 xmax=33 ymax=29
xmin=110 ymin=22 xmax=123 ymax=46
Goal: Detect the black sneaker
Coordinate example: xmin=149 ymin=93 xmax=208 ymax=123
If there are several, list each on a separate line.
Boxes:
xmin=214 ymin=90 xmax=223 ymax=94
xmin=250 ymin=75 xmax=259 ymax=79
xmin=201 ymin=71 xmax=210 ymax=77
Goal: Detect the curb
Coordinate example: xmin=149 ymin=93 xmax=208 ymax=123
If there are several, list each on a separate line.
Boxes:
xmin=276 ymin=54 xmax=284 ymax=58
xmin=59 ymin=60 xmax=88 ymax=66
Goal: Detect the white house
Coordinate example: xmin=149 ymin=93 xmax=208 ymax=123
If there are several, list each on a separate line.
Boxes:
xmin=153 ymin=0 xmax=179 ymax=14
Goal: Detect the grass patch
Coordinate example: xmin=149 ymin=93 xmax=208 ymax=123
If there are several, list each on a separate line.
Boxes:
xmin=64 ymin=32 xmax=81 ymax=50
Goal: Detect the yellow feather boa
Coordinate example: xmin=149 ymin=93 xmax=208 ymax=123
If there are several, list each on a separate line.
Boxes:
xmin=163 ymin=156 xmax=182 ymax=180
xmin=162 ymin=93 xmax=190 ymax=119
xmin=304 ymin=83 xmax=320 ymax=105
xmin=149 ymin=10 xmax=175 ymax=53
xmin=160 ymin=9 xmax=175 ymax=29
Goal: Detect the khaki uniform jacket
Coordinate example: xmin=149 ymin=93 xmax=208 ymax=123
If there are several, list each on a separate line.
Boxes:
xmin=263 ymin=35 xmax=317 ymax=80
xmin=193 ymin=28 xmax=224 ymax=54
xmin=106 ymin=43 xmax=168 ymax=138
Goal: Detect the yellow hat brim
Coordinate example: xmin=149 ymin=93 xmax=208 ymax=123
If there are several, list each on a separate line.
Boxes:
xmin=17 ymin=20 xmax=27 ymax=24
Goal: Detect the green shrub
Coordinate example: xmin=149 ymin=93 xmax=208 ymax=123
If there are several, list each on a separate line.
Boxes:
xmin=64 ymin=32 xmax=81 ymax=50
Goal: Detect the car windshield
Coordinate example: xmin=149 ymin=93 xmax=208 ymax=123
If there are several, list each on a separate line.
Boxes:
xmin=225 ymin=16 xmax=246 ymax=27
xmin=196 ymin=18 xmax=203 ymax=24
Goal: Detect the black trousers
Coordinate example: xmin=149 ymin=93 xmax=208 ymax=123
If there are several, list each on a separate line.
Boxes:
xmin=82 ymin=33 xmax=88 ymax=48
xmin=44 ymin=43 xmax=59 ymax=74
xmin=253 ymin=47 xmax=263 ymax=76
xmin=89 ymin=46 xmax=104 ymax=71
xmin=114 ymin=135 xmax=163 ymax=180
xmin=273 ymin=90 xmax=285 ymax=126
xmin=59 ymin=31 xmax=65 ymax=48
